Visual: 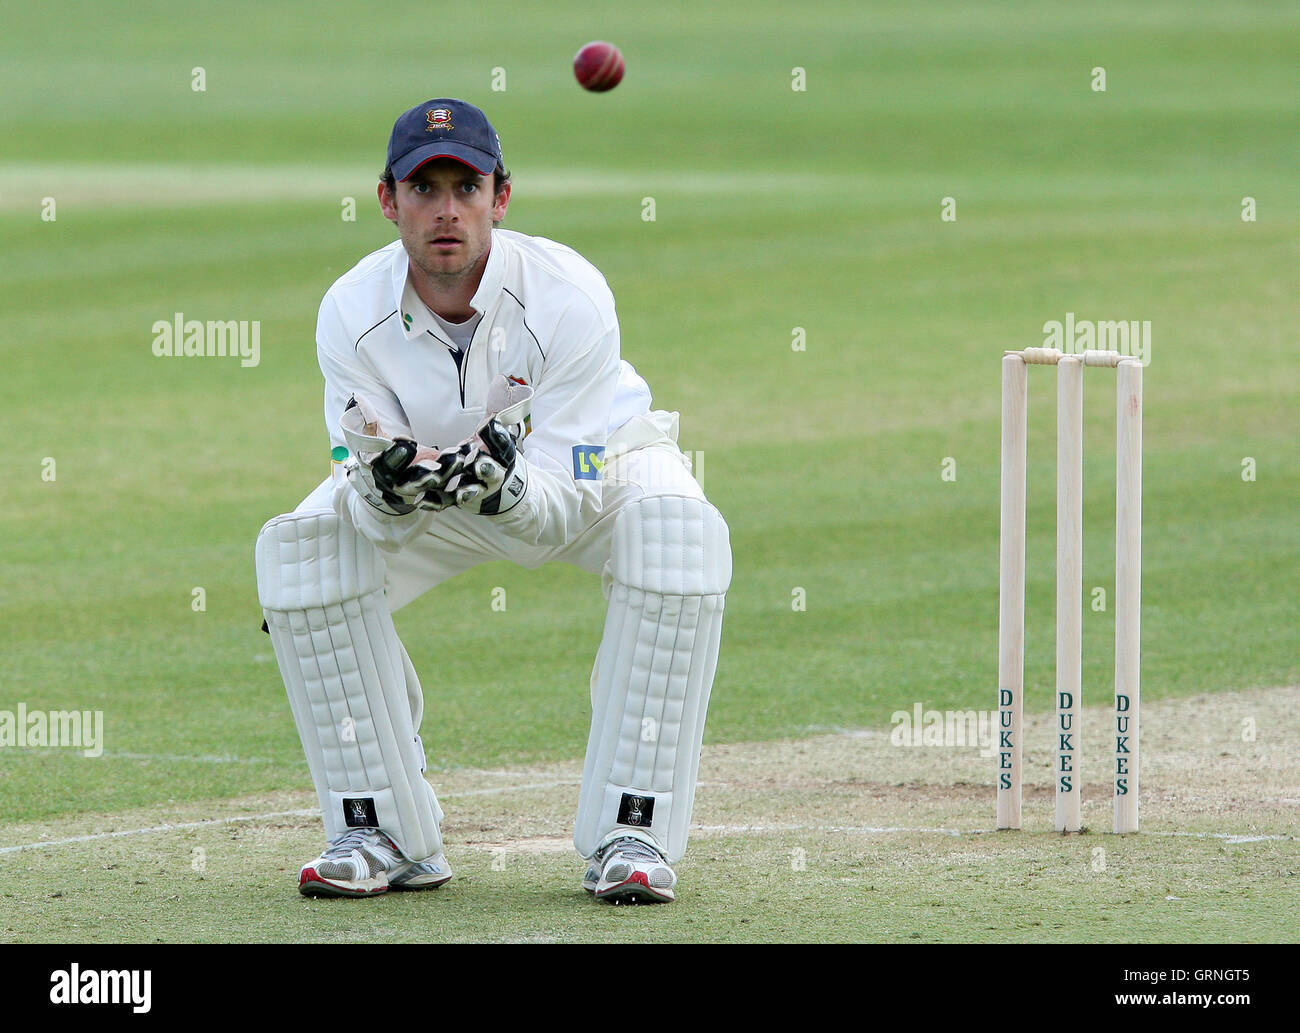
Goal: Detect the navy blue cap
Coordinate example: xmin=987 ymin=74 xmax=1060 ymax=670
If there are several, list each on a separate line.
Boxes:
xmin=387 ymin=99 xmax=504 ymax=180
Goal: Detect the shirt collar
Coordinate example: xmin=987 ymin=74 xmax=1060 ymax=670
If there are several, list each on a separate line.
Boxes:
xmin=470 ymin=230 xmax=507 ymax=311
xmin=392 ymin=232 xmax=508 ymax=341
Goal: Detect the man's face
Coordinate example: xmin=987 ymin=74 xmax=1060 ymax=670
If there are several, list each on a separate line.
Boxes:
xmin=378 ymin=157 xmax=510 ymax=287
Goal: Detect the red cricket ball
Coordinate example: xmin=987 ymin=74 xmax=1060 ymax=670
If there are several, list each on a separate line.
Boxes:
xmin=573 ymin=41 xmax=624 ymax=92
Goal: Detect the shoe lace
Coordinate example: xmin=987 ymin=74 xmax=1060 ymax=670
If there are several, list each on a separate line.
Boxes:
xmin=321 ymin=827 xmax=379 ymax=859
xmin=608 ymin=837 xmax=662 ymax=863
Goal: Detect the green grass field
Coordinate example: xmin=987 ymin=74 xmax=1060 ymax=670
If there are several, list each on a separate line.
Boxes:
xmin=0 ymin=0 xmax=1296 ymax=944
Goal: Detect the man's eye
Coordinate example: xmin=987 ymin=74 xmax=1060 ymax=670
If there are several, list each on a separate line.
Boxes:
xmin=412 ymin=183 xmax=429 ymax=193
xmin=461 ymin=182 xmax=478 ymax=193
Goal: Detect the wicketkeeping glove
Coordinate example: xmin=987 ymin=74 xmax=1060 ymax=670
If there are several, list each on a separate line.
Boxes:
xmin=339 ymin=376 xmax=533 ymax=516
xmin=380 ymin=442 xmax=464 ymax=512
xmin=444 ymin=374 xmax=534 ymax=515
xmin=446 ymin=417 xmax=529 ymax=514
xmin=339 ymin=394 xmax=455 ymax=515
xmin=345 ymin=438 xmax=419 ymax=515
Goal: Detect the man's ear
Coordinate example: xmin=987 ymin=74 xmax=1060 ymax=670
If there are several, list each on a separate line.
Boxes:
xmin=378 ymin=181 xmax=398 ymax=222
xmin=492 ymin=181 xmax=511 ymax=224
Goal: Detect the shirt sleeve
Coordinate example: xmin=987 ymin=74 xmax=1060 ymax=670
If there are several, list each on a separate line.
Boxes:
xmin=315 ymin=291 xmax=428 ymax=551
xmin=316 ymin=293 xmax=411 ymax=453
xmin=488 ymin=295 xmax=620 ymax=547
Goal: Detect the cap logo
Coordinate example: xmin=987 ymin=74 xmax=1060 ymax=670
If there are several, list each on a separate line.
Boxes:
xmin=426 ymin=108 xmax=454 ymax=131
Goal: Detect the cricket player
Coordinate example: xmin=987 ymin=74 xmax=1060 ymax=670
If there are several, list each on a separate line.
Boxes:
xmin=254 ymin=99 xmax=732 ymax=903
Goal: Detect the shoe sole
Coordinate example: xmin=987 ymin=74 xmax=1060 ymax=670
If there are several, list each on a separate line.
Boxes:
xmin=389 ymin=873 xmax=453 ymax=891
xmin=595 ymin=871 xmax=675 ymax=904
xmin=298 ymin=867 xmax=388 ymax=898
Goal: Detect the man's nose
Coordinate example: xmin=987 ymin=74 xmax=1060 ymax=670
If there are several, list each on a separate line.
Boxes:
xmin=433 ymin=189 xmax=459 ymax=219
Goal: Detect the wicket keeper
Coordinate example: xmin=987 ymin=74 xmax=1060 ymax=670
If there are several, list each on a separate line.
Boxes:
xmin=254 ymin=98 xmax=732 ymax=903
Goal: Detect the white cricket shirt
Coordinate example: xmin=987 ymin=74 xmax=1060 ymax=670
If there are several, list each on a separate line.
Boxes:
xmin=317 ymin=230 xmax=652 ymax=548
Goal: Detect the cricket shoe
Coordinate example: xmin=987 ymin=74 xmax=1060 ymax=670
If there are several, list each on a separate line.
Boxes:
xmin=583 ymin=835 xmax=677 ymax=904
xmin=298 ymin=827 xmax=452 ymax=898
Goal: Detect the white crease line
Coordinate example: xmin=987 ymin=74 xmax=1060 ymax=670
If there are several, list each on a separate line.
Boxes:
xmin=446 ymin=781 xmax=580 ymax=798
xmin=1151 ymin=831 xmax=1296 ymax=844
xmin=0 ymin=780 xmax=579 ymax=854
xmin=0 ymin=810 xmax=321 ymax=855
xmin=105 ymin=752 xmax=276 ymax=765
xmin=434 ymin=767 xmax=580 ymax=780
xmin=5 ymin=793 xmax=1292 ymax=855
xmin=97 ymin=753 xmax=581 ymax=782
xmin=694 ymin=824 xmax=1296 ymax=843
xmin=696 ymin=822 xmax=971 ymax=837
